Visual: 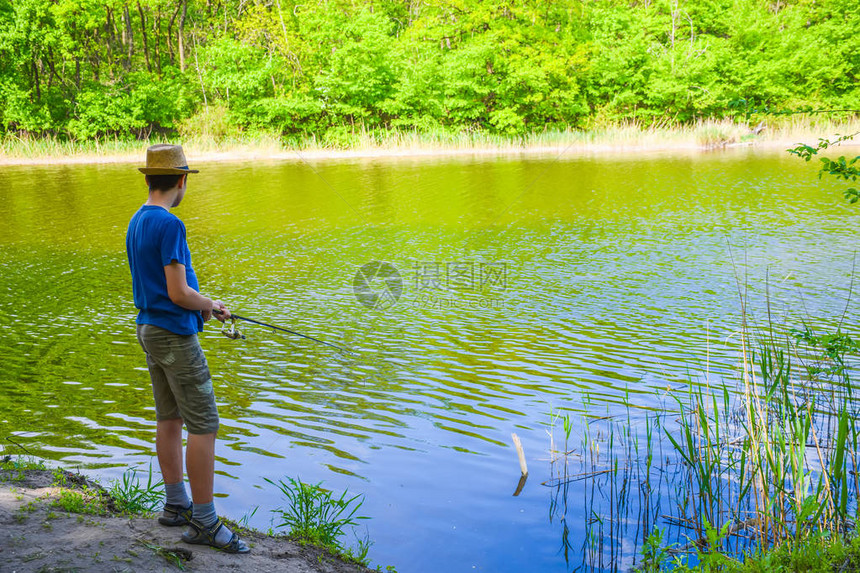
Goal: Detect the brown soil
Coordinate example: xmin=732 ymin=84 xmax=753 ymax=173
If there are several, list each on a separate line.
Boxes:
xmin=0 ymin=469 xmax=374 ymax=573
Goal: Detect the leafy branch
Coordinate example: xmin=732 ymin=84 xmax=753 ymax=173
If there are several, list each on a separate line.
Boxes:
xmin=787 ymin=132 xmax=860 ymax=204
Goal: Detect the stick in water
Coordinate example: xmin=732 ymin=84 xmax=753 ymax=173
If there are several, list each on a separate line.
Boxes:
xmin=511 ymin=433 xmax=528 ymax=496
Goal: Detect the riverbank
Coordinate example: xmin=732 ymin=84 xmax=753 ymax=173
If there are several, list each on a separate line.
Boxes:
xmin=2 ymin=119 xmax=858 ymax=166
xmin=0 ymin=468 xmax=373 ymax=573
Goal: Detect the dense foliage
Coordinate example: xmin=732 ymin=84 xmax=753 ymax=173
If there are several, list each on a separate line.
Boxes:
xmin=1 ymin=0 xmax=857 ymax=141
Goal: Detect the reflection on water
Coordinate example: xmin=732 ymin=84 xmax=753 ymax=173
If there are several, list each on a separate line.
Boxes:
xmin=0 ymin=149 xmax=858 ymax=572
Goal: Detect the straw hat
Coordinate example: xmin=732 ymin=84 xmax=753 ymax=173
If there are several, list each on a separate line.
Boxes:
xmin=138 ymin=144 xmax=200 ymax=175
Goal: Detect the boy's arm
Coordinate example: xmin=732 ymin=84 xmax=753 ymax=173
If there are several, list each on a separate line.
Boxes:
xmin=164 ymin=262 xmax=230 ymax=321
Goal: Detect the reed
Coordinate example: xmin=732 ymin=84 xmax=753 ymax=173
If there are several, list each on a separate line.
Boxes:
xmin=2 ymin=116 xmax=858 ymax=162
xmin=544 ymin=321 xmax=859 ymax=571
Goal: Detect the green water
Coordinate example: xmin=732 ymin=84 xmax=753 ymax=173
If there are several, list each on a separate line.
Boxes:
xmin=0 ymin=149 xmax=857 ymax=571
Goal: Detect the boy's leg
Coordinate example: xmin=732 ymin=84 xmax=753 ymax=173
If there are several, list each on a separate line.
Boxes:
xmin=155 ymin=332 xmax=248 ymax=553
xmin=186 ymin=432 xmax=216 ymax=504
xmin=183 ymin=434 xmax=249 ymax=553
xmin=157 ymin=418 xmax=192 ymax=524
xmin=166 ymin=334 xmax=218 ymax=506
xmin=137 ymin=325 xmax=191 ymax=524
xmin=156 ymin=418 xmax=184 ymax=484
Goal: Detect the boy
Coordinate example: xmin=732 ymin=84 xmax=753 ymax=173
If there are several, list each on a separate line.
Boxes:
xmin=126 ymin=144 xmax=249 ymax=554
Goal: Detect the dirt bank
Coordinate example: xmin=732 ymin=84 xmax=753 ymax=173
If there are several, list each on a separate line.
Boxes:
xmin=0 ymin=469 xmax=373 ymax=573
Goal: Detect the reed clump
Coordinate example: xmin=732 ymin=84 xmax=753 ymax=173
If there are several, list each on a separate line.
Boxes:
xmin=2 ymin=116 xmax=858 ymax=163
xmin=545 ymin=322 xmax=859 ymax=571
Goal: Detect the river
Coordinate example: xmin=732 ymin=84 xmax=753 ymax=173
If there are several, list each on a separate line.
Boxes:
xmin=0 ymin=147 xmax=858 ymax=572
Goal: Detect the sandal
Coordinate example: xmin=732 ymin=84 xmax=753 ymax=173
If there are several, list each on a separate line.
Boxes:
xmin=181 ymin=518 xmax=250 ymax=554
xmin=158 ymin=503 xmax=192 ymax=527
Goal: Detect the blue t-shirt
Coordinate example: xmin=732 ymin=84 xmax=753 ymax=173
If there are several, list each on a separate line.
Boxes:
xmin=126 ymin=205 xmax=203 ymax=335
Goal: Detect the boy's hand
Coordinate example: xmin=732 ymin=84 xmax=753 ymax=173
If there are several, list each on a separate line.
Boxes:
xmin=202 ymin=309 xmax=212 ymax=322
xmin=212 ymin=300 xmax=231 ymax=321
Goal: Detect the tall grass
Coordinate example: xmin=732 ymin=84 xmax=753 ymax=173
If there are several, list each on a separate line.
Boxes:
xmin=2 ymin=116 xmax=858 ymax=162
xmin=545 ymin=320 xmax=859 ymax=571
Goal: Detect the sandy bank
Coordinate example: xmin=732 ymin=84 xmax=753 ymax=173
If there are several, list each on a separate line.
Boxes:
xmin=0 ymin=469 xmax=373 ymax=573
xmin=1 ymin=135 xmax=857 ymax=167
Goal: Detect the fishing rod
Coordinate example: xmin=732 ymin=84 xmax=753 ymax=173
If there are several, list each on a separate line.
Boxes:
xmin=213 ymin=309 xmax=355 ymax=355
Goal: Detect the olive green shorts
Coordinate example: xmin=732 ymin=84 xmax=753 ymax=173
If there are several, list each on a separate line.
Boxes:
xmin=136 ymin=324 xmax=220 ymax=435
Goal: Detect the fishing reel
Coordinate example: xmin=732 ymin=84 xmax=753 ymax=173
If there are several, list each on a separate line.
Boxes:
xmin=221 ymin=316 xmax=245 ymax=340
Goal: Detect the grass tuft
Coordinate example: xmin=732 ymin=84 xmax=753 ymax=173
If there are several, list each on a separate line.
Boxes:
xmin=52 ymin=489 xmax=108 ymax=515
xmin=265 ymin=476 xmax=370 ymax=565
xmin=107 ymin=465 xmax=163 ymax=515
xmin=1 ymin=455 xmax=47 ymax=481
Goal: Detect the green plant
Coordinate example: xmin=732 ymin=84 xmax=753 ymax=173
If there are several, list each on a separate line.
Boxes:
xmin=138 ymin=541 xmax=190 ymax=571
xmin=343 ymin=529 xmax=373 ymax=566
xmin=694 ymin=519 xmax=739 ymax=570
xmin=265 ymin=476 xmax=368 ymax=555
xmin=52 ymin=489 xmax=107 ymax=515
xmin=236 ymin=505 xmax=259 ymax=530
xmin=641 ymin=528 xmax=673 ymax=572
xmin=51 ymin=468 xmax=68 ymax=487
xmin=1 ymin=455 xmax=47 ymax=481
xmin=21 ymin=550 xmax=44 ymax=562
xmin=791 ymin=326 xmax=859 ymax=380
xmin=108 ymin=465 xmax=163 ymax=515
